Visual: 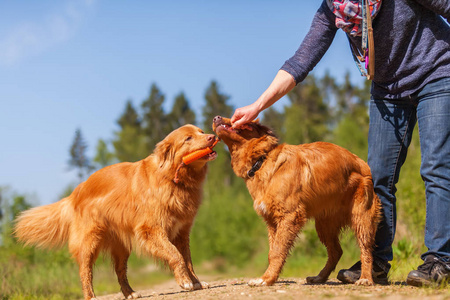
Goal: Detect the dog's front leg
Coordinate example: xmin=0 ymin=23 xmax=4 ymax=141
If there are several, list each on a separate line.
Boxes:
xmin=249 ymin=212 xmax=306 ymax=286
xmin=137 ymin=226 xmax=194 ymax=290
xmin=265 ymin=219 xmax=277 ymax=257
xmin=172 ymin=226 xmax=209 ymax=290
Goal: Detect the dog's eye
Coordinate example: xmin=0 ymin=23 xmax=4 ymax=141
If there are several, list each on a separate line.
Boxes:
xmin=185 ymin=136 xmax=193 ymax=142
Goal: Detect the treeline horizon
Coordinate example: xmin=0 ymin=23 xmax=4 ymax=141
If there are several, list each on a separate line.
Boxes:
xmin=68 ymin=71 xmax=372 ymax=183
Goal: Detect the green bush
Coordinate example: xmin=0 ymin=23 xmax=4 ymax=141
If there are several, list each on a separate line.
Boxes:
xmin=191 ymin=178 xmax=266 ymax=269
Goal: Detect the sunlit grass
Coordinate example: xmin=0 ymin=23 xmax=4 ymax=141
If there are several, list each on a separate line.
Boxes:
xmin=0 ymin=245 xmax=176 ymax=300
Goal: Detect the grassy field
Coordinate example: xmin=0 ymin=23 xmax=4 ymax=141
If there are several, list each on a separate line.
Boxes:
xmin=0 ymin=227 xmax=430 ymax=300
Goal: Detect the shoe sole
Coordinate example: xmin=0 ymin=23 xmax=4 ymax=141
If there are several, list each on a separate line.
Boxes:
xmin=406 ymin=277 xmax=449 ymax=287
xmin=406 ymin=277 xmax=427 ymax=287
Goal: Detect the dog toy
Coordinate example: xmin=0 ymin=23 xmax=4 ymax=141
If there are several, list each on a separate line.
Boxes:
xmin=182 ymin=145 xmax=216 ymax=165
xmin=173 ymin=138 xmax=220 ymax=183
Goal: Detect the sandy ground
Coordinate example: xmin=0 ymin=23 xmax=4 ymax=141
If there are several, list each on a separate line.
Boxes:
xmin=96 ymin=277 xmax=450 ymax=300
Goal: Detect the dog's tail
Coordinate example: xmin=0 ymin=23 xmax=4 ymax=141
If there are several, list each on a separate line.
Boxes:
xmin=362 ymin=176 xmax=382 ymax=222
xmin=14 ymin=199 xmax=72 ymax=249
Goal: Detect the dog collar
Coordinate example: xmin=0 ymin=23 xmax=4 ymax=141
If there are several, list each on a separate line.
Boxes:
xmin=247 ymin=156 xmax=266 ymax=178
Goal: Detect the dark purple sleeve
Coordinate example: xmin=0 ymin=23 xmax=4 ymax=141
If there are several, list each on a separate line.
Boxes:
xmin=280 ymin=0 xmax=338 ymax=84
xmin=413 ymin=0 xmax=450 ymax=22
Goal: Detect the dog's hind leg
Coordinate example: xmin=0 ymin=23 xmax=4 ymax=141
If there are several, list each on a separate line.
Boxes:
xmin=354 ymin=225 xmax=375 ymax=286
xmin=306 ymin=217 xmax=343 ymax=284
xmin=352 ymin=181 xmax=378 ymax=286
xmin=249 ymin=211 xmax=306 ymax=287
xmin=70 ymin=230 xmax=102 ymax=300
xmin=111 ymin=243 xmax=141 ymax=299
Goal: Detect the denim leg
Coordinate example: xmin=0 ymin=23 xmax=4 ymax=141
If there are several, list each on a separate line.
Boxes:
xmin=416 ymin=78 xmax=450 ymax=259
xmin=368 ymin=98 xmax=417 ymax=264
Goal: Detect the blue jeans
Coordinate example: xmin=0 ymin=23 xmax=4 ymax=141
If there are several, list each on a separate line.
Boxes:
xmin=368 ymin=77 xmax=450 ymax=266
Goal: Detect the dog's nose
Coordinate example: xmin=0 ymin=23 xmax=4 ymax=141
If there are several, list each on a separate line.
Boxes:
xmin=213 ymin=116 xmax=222 ymax=124
xmin=206 ymin=134 xmax=215 ymax=142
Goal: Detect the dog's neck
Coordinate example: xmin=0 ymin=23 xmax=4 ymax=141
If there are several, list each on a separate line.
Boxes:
xmin=247 ymin=156 xmax=266 ymax=178
xmin=147 ymin=155 xmax=208 ymax=187
xmin=230 ymin=138 xmax=278 ymax=179
xmin=173 ymin=163 xmax=208 ymax=187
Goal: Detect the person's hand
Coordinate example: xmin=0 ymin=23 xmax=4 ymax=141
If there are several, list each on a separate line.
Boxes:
xmin=231 ymin=102 xmax=261 ymax=129
xmin=231 ymin=70 xmax=295 ymax=129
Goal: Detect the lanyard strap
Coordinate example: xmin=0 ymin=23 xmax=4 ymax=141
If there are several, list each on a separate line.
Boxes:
xmin=366 ymin=0 xmax=375 ymax=80
xmin=349 ymin=0 xmax=375 ymax=80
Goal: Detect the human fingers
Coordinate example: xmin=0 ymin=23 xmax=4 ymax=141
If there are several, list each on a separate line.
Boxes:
xmin=232 ymin=118 xmax=249 ymax=129
xmin=231 ymin=106 xmax=258 ymax=128
xmin=230 ymin=108 xmax=244 ymax=124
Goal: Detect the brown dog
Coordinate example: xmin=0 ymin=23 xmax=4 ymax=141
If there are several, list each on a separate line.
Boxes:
xmin=15 ymin=125 xmax=218 ymax=300
xmin=212 ymin=116 xmax=381 ymax=286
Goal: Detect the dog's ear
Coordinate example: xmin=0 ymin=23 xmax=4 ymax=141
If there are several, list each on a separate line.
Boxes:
xmin=154 ymin=140 xmax=175 ymax=167
xmin=253 ymin=122 xmax=277 ymax=138
xmin=267 ymin=128 xmax=276 ymax=137
xmin=259 ymin=134 xmax=278 ymax=149
xmin=247 ymin=134 xmax=279 ymax=158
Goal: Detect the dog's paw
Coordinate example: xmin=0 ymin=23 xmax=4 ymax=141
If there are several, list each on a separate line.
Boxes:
xmin=355 ymin=278 xmax=374 ymax=286
xmin=248 ymin=278 xmax=267 ymax=286
xmin=193 ymin=281 xmax=209 ymax=290
xmin=181 ymin=282 xmax=195 ymax=291
xmin=126 ymin=292 xmax=142 ymax=299
xmin=306 ymin=276 xmax=327 ymax=284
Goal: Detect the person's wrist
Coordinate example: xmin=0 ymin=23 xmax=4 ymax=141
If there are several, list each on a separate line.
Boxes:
xmin=253 ymin=99 xmax=264 ymax=115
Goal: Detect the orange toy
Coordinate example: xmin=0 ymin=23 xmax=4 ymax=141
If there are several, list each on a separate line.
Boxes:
xmin=173 ymin=138 xmax=220 ymax=183
xmin=182 ymin=138 xmax=219 ymax=165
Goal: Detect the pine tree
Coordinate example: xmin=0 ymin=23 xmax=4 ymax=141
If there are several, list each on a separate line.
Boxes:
xmin=201 ymin=80 xmax=234 ymax=188
xmin=168 ymin=92 xmax=196 ymax=130
xmin=118 ymin=100 xmax=141 ymax=129
xmin=0 ymin=187 xmax=4 ymax=223
xmin=112 ymin=100 xmax=148 ymax=162
xmin=0 ymin=188 xmax=31 ymax=233
xmin=332 ymin=72 xmax=370 ymax=158
xmin=93 ymin=139 xmax=115 ymax=168
xmin=11 ymin=195 xmax=31 ymax=219
xmin=262 ymin=107 xmax=284 ymax=140
xmin=68 ymin=128 xmax=93 ymax=182
xmin=284 ymin=75 xmax=330 ymax=144
xmin=202 ymin=80 xmax=233 ymax=132
xmin=141 ymin=83 xmax=168 ymax=152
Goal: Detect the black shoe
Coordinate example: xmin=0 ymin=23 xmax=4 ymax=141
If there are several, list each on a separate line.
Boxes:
xmin=337 ymin=260 xmax=390 ymax=285
xmin=406 ymin=255 xmax=450 ymax=287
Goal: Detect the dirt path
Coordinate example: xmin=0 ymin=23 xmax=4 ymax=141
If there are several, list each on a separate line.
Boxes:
xmin=97 ymin=277 xmax=450 ymax=300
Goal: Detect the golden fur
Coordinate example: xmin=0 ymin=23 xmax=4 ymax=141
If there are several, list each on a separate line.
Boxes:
xmin=15 ymin=124 xmax=217 ymax=300
xmin=212 ymin=116 xmax=381 ymax=286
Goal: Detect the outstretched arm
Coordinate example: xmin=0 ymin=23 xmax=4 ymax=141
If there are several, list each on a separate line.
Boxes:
xmin=231 ymin=70 xmax=295 ymax=128
xmin=231 ymin=0 xmax=337 ymax=128
xmin=413 ymin=0 xmax=450 ymax=22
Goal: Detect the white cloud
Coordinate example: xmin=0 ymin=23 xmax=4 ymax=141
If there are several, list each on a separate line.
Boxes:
xmin=0 ymin=0 xmax=96 ymax=66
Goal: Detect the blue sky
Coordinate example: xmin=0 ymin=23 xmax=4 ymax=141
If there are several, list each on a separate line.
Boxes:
xmin=0 ymin=0 xmax=364 ymax=205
